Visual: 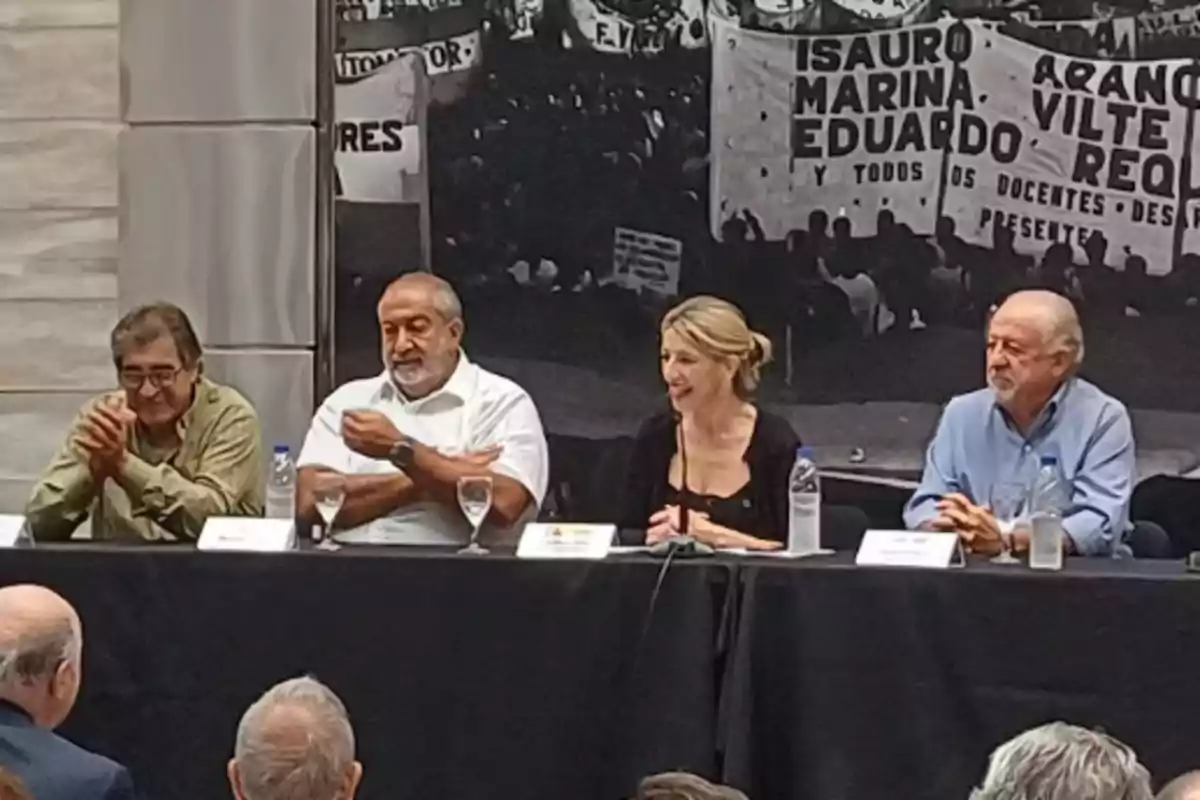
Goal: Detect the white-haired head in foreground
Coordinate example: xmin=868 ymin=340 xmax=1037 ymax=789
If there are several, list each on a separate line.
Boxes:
xmin=228 ymin=676 xmax=362 ymax=800
xmin=970 ymin=722 xmax=1152 ymax=800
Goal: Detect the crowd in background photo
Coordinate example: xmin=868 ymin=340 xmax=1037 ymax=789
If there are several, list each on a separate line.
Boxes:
xmin=419 ymin=30 xmax=1200 ymax=411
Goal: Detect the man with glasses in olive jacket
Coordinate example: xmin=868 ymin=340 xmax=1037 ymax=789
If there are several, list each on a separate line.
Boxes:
xmin=25 ymin=302 xmax=264 ymax=542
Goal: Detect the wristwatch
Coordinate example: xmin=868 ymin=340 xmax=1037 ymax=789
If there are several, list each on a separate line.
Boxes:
xmin=388 ymin=437 xmax=416 ymax=469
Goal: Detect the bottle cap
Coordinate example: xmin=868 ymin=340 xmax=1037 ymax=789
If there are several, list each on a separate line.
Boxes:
xmin=273 ymin=444 xmax=291 ymax=454
xmin=1039 ymin=455 xmax=1057 ymax=466
xmin=798 ymin=446 xmax=814 ymax=459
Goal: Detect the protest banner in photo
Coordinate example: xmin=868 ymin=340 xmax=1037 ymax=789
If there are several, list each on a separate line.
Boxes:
xmin=940 ymin=25 xmax=1195 ymax=271
xmin=740 ymin=0 xmax=937 ymax=33
xmin=612 ymin=227 xmax=683 ymax=297
xmin=712 ymin=16 xmax=1200 ymax=270
xmin=338 ymin=0 xmax=485 ymax=104
xmin=335 ymin=49 xmax=426 ymax=203
xmin=485 ymin=0 xmax=545 ymax=38
xmin=565 ymin=0 xmax=708 ymax=53
xmin=1008 ymin=15 xmax=1138 ymax=57
xmin=1136 ymin=3 xmax=1200 ymax=57
xmin=710 ymin=16 xmax=949 ymax=239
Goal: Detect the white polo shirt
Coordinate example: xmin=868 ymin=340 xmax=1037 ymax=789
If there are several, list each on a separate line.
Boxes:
xmin=296 ymin=353 xmax=549 ymax=545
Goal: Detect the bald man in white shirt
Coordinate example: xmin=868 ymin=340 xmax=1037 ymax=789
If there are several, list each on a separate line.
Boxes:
xmin=296 ymin=273 xmax=549 ymax=545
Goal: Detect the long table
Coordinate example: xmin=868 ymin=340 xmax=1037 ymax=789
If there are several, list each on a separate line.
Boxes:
xmin=0 ymin=548 xmax=1198 ymax=800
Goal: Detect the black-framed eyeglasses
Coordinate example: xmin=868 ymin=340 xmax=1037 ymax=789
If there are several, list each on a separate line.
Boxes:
xmin=118 ymin=367 xmax=183 ymax=390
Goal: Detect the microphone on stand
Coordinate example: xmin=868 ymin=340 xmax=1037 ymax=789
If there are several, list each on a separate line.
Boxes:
xmin=648 ymin=408 xmax=712 ymax=558
xmin=676 ymin=409 xmax=690 ymax=537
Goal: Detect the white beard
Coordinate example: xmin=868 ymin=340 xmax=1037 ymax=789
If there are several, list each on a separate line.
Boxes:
xmin=388 ymin=362 xmax=432 ymax=391
xmin=988 ymin=374 xmax=1017 ymax=406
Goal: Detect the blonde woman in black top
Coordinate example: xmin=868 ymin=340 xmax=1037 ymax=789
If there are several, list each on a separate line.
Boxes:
xmin=620 ymin=296 xmax=800 ymax=550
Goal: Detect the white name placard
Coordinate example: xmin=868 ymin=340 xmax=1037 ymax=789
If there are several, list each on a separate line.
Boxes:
xmin=197 ymin=518 xmax=296 ymax=553
xmin=0 ymin=515 xmax=29 ymax=548
xmin=517 ymin=523 xmax=615 ymax=560
xmin=855 ymin=529 xmax=964 ymax=569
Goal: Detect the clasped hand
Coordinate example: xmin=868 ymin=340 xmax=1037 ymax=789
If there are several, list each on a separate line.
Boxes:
xmin=646 ymin=505 xmax=781 ymax=551
xmin=930 ymin=493 xmax=1028 ymax=555
xmin=75 ymin=397 xmax=136 ymax=479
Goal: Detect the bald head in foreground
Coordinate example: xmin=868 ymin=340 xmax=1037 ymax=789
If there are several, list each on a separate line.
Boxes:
xmin=0 ymin=585 xmax=136 ymax=800
xmin=905 ymin=290 xmax=1136 ymax=556
xmin=229 ymin=677 xmax=362 ymax=800
xmin=1159 ymin=772 xmax=1200 ymax=800
xmin=636 ymin=772 xmax=749 ymax=800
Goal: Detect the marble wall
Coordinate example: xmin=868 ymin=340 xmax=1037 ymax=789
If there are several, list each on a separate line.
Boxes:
xmin=0 ymin=0 xmax=120 ymax=511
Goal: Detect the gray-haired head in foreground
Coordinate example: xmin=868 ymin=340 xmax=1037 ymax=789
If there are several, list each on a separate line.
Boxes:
xmin=232 ymin=676 xmax=357 ymax=800
xmin=636 ymin=772 xmax=749 ymax=800
xmin=1158 ymin=771 xmax=1200 ymax=800
xmin=970 ymin=722 xmax=1152 ymax=800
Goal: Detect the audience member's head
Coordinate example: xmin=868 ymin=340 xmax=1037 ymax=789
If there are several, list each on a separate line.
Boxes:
xmin=0 ymin=585 xmax=83 ymax=730
xmin=229 ymin=676 xmax=362 ymax=800
xmin=378 ymin=273 xmax=465 ymax=399
xmin=636 ymin=772 xmax=748 ymax=800
xmin=808 ymin=209 xmax=829 ymax=238
xmin=1158 ymin=771 xmax=1200 ymax=800
xmin=660 ymin=295 xmax=772 ymax=410
xmin=936 ymin=215 xmax=957 ymax=240
xmin=986 ymin=290 xmax=1083 ymax=419
xmin=832 ymin=216 xmax=851 ymax=243
xmin=0 ymin=768 xmax=32 ymax=800
xmin=110 ymin=302 xmax=204 ymax=431
xmin=970 ymin=722 xmax=1152 ymax=800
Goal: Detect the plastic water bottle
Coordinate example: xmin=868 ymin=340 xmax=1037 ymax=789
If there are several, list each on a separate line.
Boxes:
xmin=787 ymin=446 xmax=821 ymax=555
xmin=265 ymin=445 xmax=297 ymax=521
xmin=1029 ymin=455 xmax=1066 ymax=570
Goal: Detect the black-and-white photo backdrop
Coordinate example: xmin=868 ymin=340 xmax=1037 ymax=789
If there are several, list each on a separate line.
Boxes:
xmin=333 ymin=0 xmax=1200 ymax=516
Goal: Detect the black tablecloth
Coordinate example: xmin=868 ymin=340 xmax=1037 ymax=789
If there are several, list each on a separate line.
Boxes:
xmin=4 ymin=548 xmax=1200 ymax=800
xmin=0 ymin=547 xmax=734 ymax=800
xmin=720 ymin=555 xmax=1200 ymax=800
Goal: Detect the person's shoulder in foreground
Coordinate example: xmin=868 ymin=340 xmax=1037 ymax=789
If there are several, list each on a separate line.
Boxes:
xmin=0 ymin=585 xmax=137 ymax=800
xmin=3 ymin=725 xmax=136 ymax=800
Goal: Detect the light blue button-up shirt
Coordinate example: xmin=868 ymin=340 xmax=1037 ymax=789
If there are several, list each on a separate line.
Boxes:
xmin=903 ymin=378 xmax=1135 ymax=556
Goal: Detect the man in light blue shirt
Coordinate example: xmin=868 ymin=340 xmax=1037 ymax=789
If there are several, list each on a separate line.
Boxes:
xmin=904 ymin=290 xmax=1135 ymax=556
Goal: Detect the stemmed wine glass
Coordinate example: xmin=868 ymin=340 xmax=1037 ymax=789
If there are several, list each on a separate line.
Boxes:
xmin=313 ymin=473 xmax=346 ymax=552
xmin=989 ymin=480 xmax=1027 ymax=565
xmin=457 ymin=476 xmax=493 ymax=555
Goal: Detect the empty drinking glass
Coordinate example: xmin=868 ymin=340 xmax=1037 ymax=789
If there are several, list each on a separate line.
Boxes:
xmin=313 ymin=473 xmax=346 ymax=552
xmin=989 ymin=481 xmax=1027 ymax=565
xmin=457 ymin=476 xmax=493 ymax=555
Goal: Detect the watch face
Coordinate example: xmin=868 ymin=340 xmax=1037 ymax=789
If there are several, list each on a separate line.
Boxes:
xmin=390 ymin=440 xmax=414 ymax=466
